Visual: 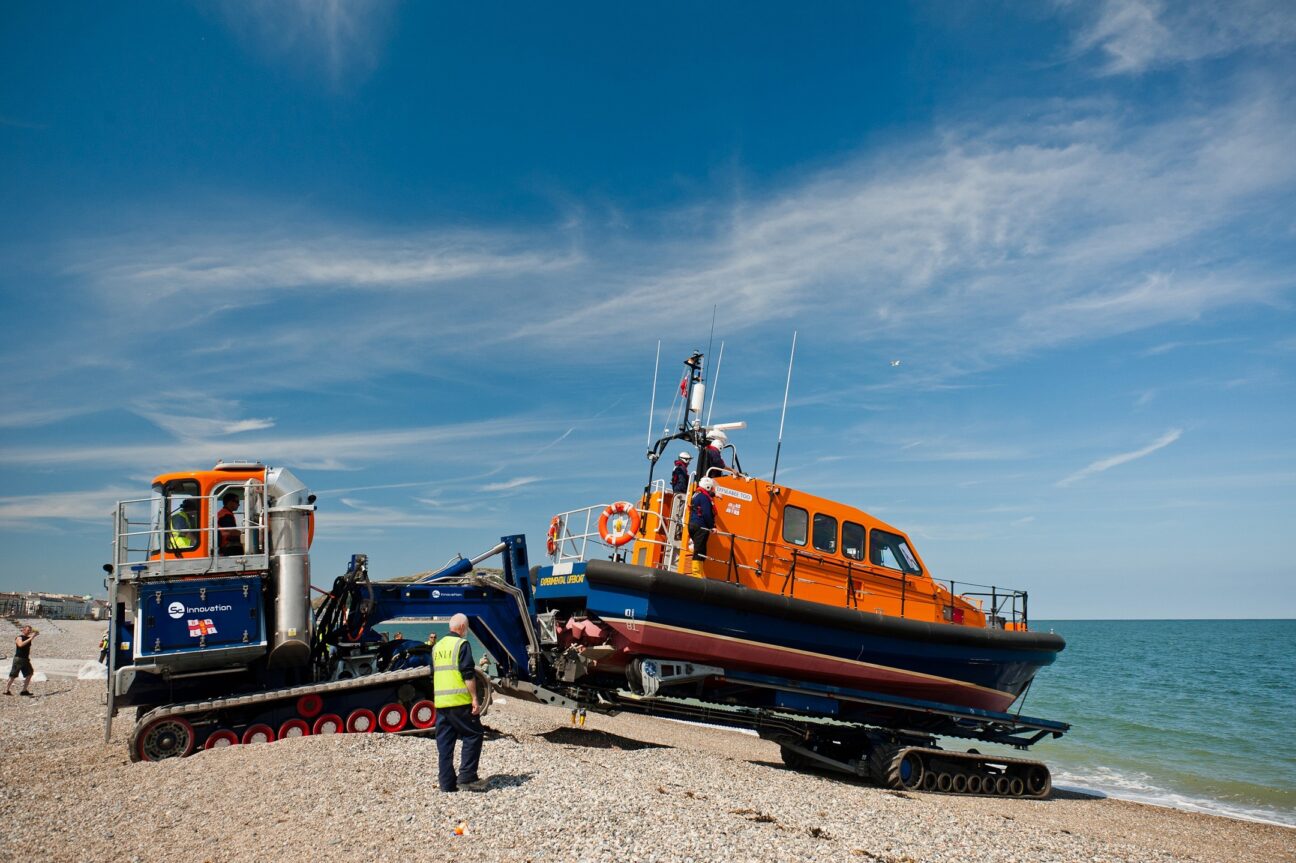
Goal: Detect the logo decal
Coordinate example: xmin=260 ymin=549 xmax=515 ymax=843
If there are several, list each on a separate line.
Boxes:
xmin=167 ymin=601 xmax=185 ymax=619
xmin=187 ymin=619 xmax=218 ymax=638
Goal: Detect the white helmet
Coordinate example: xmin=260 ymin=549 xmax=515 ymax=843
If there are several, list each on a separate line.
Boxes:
xmin=708 ymin=430 xmax=727 ymax=446
xmin=678 ymin=451 xmax=692 ymax=461
xmin=699 ymin=477 xmax=716 ymax=492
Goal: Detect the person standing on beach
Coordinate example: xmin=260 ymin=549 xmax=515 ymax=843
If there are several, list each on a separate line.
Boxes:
xmin=433 ymin=613 xmax=486 ymax=792
xmin=5 ymin=625 xmax=38 ymax=696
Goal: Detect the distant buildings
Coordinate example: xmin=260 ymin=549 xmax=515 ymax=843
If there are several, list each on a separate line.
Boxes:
xmin=0 ymin=591 xmax=109 ymax=620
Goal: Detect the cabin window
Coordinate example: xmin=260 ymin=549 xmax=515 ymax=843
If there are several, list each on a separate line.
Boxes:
xmin=842 ymin=522 xmax=865 ymax=560
xmin=812 ymin=514 xmax=837 ymax=553
xmin=869 ymin=529 xmax=922 ymax=575
xmin=162 ymin=479 xmax=201 ymax=552
xmin=782 ymin=505 xmax=808 ymax=545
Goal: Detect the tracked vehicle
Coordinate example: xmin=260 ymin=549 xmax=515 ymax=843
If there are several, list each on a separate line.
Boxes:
xmin=104 ymin=447 xmax=1068 ymax=798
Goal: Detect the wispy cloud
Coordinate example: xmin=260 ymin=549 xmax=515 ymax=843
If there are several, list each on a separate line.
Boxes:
xmin=481 ymin=476 xmax=542 ymax=493
xmin=1068 ymin=0 xmax=1296 ymax=75
xmin=0 ymin=487 xmax=135 ymax=528
xmin=1057 ymin=428 xmax=1183 ymax=486
xmin=215 ymin=0 xmax=401 ymax=86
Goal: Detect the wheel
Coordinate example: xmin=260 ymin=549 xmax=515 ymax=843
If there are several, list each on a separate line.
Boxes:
xmin=203 ymin=729 xmax=239 ymax=750
xmin=241 ymin=724 xmax=276 ymax=745
xmin=346 ymin=708 xmax=377 ymax=733
xmin=296 ymin=694 xmax=324 ymax=718
xmin=377 ymin=703 xmax=407 ymax=733
xmin=136 ymin=717 xmax=196 ymax=762
xmin=408 ymin=700 xmax=436 ymax=729
xmin=935 ymin=773 xmax=953 ymax=792
xmin=278 ymin=718 xmax=310 ymax=739
xmin=312 ymin=713 xmax=343 ymax=735
xmin=779 ymin=745 xmax=809 ymax=770
xmin=952 ymin=773 xmax=968 ymax=793
xmin=994 ymin=775 xmax=1011 ymax=795
xmin=869 ymin=745 xmax=924 ymax=791
xmin=1009 ymin=777 xmax=1025 ymax=796
xmin=966 ymin=774 xmax=984 ymax=794
xmin=1025 ymin=765 xmax=1052 ymax=797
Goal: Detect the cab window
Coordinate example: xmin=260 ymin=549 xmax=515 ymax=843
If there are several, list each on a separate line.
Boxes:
xmin=163 ymin=479 xmax=201 ymax=552
xmin=869 ymin=529 xmax=922 ymax=575
xmin=812 ymin=513 xmax=837 ymax=553
xmin=782 ymin=506 xmax=808 ymax=545
xmin=842 ymin=522 xmax=865 ymax=560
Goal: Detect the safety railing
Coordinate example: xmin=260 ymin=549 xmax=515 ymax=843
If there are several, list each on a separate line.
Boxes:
xmin=940 ymin=579 xmax=1030 ymax=629
xmin=550 ymin=481 xmax=677 ymax=566
xmin=111 ymin=486 xmax=270 ymax=580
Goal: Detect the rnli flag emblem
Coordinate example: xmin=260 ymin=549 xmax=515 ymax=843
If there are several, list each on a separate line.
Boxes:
xmin=187 ymin=618 xmax=218 ymax=638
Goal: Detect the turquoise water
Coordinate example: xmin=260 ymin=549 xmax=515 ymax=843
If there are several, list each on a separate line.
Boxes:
xmin=381 ymin=618 xmax=1295 ymax=825
xmin=1015 ymin=620 xmax=1295 ymax=826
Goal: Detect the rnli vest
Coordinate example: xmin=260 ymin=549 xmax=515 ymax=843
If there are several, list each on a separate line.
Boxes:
xmin=432 ymin=635 xmax=472 ymax=708
xmin=169 ymin=510 xmax=198 ymax=550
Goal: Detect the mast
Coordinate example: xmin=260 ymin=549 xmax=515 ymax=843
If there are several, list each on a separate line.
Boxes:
xmin=770 ymin=331 xmax=797 ymax=485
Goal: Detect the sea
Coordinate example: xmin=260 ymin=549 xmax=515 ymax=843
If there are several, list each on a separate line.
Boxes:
xmin=1018 ymin=619 xmax=1295 ymax=827
xmin=378 ymin=618 xmax=1296 ymax=827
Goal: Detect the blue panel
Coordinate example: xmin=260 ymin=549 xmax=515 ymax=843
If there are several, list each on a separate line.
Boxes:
xmin=137 ymin=577 xmax=264 ymax=657
xmin=774 ymin=690 xmax=839 ymax=715
xmin=533 ymin=563 xmax=590 ymax=601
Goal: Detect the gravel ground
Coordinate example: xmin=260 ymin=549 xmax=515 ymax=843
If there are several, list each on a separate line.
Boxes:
xmin=0 ymin=619 xmax=1292 ymax=863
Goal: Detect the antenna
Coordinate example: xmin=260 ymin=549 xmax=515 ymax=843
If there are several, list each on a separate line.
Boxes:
xmin=646 ymin=341 xmax=661 ymax=450
xmin=705 ymin=340 xmax=724 ymax=426
xmin=770 ymin=331 xmax=797 ymax=485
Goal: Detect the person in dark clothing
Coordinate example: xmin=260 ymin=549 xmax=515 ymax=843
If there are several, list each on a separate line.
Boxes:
xmin=688 ymin=477 xmax=716 ymax=578
xmin=5 ymin=625 xmax=37 ymax=696
xmin=217 ymin=493 xmax=243 ymax=556
xmin=670 ymin=451 xmax=693 ymax=493
xmin=701 ymin=431 xmax=727 ymax=478
xmin=433 ymin=613 xmax=487 ymax=792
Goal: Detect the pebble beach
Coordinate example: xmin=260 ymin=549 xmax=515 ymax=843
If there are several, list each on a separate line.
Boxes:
xmin=1 ymin=619 xmax=1291 ymax=863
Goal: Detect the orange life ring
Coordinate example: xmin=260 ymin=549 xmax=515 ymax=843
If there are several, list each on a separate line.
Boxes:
xmin=598 ymin=501 xmax=641 ymax=547
xmin=546 ymin=516 xmax=562 ymax=556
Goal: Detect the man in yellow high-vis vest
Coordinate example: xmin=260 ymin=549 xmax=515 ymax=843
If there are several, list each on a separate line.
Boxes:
xmin=433 ymin=613 xmax=486 ymax=792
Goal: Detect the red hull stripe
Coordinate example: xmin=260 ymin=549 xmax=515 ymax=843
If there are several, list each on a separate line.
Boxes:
xmin=600 ymin=617 xmax=1015 ymax=712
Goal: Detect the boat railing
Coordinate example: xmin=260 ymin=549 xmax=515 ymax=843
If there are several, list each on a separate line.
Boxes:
xmin=938 ymin=579 xmax=1030 ymax=629
xmin=550 ymin=486 xmax=675 ymax=565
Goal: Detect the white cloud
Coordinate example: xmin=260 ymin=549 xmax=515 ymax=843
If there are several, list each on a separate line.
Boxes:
xmin=1069 ymin=0 xmax=1296 ymax=75
xmin=0 ymin=487 xmax=135 ymax=528
xmin=1057 ymin=428 xmax=1183 ymax=487
xmin=216 ymin=0 xmax=400 ymax=86
xmin=481 ymin=476 xmax=542 ymax=493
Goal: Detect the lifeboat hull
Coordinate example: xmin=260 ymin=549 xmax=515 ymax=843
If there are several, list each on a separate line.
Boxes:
xmin=554 ymin=560 xmax=1065 ymax=714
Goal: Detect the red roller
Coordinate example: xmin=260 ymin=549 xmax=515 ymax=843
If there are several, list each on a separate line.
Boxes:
xmin=278 ymin=718 xmax=310 ymax=739
xmin=346 ymin=708 xmax=377 ymax=733
xmin=296 ymin=694 xmax=324 ymax=718
xmin=203 ymin=729 xmax=239 ymax=750
xmin=312 ymin=714 xmax=344 ymax=735
xmin=241 ymin=724 xmax=276 ymax=745
xmin=377 ymin=703 xmax=408 ymax=733
xmin=409 ymin=700 xmax=437 ymax=729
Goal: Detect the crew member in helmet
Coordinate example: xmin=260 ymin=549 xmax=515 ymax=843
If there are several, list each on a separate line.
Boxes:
xmin=703 ymin=431 xmax=729 ymax=476
xmin=670 ymin=451 xmax=693 ymax=494
xmin=688 ymin=477 xmax=717 ymax=578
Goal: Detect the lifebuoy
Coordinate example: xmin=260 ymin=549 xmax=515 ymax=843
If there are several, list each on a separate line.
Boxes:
xmin=598 ymin=501 xmax=641 ymax=547
xmin=546 ymin=516 xmax=562 ymax=556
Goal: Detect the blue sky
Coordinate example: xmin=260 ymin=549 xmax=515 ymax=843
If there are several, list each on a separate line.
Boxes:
xmin=2 ymin=1 xmax=1293 ymax=617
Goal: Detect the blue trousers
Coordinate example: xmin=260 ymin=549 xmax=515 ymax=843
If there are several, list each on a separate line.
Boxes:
xmin=435 ymin=705 xmax=483 ymax=791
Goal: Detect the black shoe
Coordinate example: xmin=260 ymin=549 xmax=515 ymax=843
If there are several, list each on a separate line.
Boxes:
xmin=19 ymin=691 xmax=32 ymax=697
xmin=461 ymin=778 xmax=489 ymax=792
xmin=440 ymin=787 xmax=458 ymax=793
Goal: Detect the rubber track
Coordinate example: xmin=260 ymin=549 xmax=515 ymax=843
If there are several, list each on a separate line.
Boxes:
xmin=879 ymin=745 xmax=1051 ymax=798
xmin=129 ymin=667 xmax=432 ymax=757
